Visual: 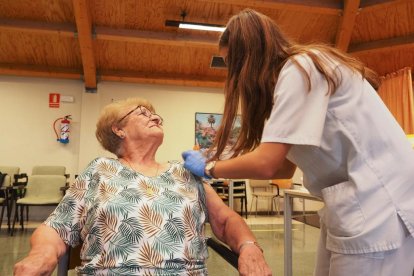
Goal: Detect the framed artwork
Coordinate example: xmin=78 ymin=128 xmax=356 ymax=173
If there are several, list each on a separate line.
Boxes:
xmin=195 ymin=112 xmax=241 ymax=150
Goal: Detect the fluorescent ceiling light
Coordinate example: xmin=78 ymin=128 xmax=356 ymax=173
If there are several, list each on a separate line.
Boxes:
xmin=165 ymin=20 xmax=225 ymax=32
xmin=179 ymin=23 xmax=225 ymax=32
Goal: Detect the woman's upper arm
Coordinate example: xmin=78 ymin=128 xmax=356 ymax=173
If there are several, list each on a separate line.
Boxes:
xmin=203 ymin=183 xmax=234 ymax=237
xmin=31 ymin=224 xmax=68 ymax=257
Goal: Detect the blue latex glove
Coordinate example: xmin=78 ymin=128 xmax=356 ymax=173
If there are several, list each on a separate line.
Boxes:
xmin=182 ymin=150 xmax=210 ymax=179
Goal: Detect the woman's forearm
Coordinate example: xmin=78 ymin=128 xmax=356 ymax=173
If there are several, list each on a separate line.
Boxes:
xmin=204 ymin=184 xmax=259 ymax=252
xmin=221 ymin=214 xmax=258 ymax=253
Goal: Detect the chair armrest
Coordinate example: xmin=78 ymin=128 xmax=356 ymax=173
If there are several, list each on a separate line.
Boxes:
xmin=206 ymin=237 xmax=238 ymax=269
xmin=270 ymin=183 xmax=281 ymax=196
xmin=12 ymin=185 xmax=27 ymax=199
xmin=13 ymin=173 xmax=28 ymax=186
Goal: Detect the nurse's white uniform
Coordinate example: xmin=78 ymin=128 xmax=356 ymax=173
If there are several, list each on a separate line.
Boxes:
xmin=261 ymin=53 xmax=414 ymax=275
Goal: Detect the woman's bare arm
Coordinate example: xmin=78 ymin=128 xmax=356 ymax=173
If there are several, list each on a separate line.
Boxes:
xmin=204 ymin=183 xmax=272 ymax=275
xmin=14 ymin=224 xmax=67 ymax=276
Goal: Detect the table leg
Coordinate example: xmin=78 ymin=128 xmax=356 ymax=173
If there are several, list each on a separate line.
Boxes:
xmin=6 ymin=188 xmax=12 ymax=232
xmin=228 ymin=180 xmax=234 ymax=210
xmin=284 ymin=192 xmax=293 ymax=276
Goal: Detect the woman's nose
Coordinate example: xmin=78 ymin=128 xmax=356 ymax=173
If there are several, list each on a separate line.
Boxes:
xmin=150 ymin=115 xmax=162 ymax=125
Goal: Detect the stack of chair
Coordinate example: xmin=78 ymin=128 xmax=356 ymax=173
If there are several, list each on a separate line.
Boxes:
xmin=0 ymin=166 xmax=22 ymax=231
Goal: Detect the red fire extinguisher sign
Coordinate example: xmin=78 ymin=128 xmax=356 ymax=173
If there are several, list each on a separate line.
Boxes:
xmin=49 ymin=93 xmax=60 ymax=108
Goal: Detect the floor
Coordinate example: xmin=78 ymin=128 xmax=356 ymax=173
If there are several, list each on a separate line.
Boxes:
xmin=0 ymin=215 xmax=320 ymax=276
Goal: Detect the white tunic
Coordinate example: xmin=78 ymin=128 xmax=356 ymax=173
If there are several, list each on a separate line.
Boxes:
xmin=261 ymin=53 xmax=414 ymax=254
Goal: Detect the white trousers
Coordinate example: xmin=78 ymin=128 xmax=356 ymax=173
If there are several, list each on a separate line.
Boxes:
xmin=314 ymin=223 xmax=414 ymax=276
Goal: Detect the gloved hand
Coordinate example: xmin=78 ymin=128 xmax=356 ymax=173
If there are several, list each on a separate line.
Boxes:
xmin=182 ymin=150 xmax=210 ymax=178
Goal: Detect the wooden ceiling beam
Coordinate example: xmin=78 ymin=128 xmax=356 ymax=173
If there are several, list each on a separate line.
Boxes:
xmin=335 ymin=0 xmax=360 ymax=51
xmin=0 ymin=63 xmax=82 ymax=79
xmin=0 ymin=63 xmax=225 ymax=88
xmin=95 ymin=26 xmax=218 ymax=48
xmin=195 ymin=0 xmax=342 ymax=15
xmin=348 ymin=34 xmax=414 ymax=54
xmin=360 ymin=0 xmax=410 ymax=11
xmin=72 ymin=0 xmax=97 ymax=89
xmin=100 ymin=70 xmax=225 ymax=88
xmin=0 ymin=18 xmax=218 ymax=48
xmin=0 ymin=18 xmax=74 ymax=37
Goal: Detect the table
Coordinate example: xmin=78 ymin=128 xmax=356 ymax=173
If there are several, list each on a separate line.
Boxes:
xmin=284 ymin=189 xmax=322 ymax=276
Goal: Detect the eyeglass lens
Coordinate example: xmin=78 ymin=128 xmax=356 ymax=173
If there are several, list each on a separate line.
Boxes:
xmin=137 ymin=106 xmax=163 ymax=125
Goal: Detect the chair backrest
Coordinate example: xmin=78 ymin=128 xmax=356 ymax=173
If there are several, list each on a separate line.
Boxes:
xmin=25 ymin=175 xmax=66 ymax=198
xmin=248 ymin=179 xmax=271 ymax=189
xmin=271 ymin=179 xmax=292 ymax=189
xmin=32 ymin=166 xmax=66 ymax=175
xmin=0 ymin=166 xmax=20 ymax=187
xmin=232 ymin=180 xmax=247 ymax=197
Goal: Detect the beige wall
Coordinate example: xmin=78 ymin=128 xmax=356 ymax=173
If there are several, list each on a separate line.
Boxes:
xmin=0 ymin=76 xmax=225 ymax=179
xmin=0 ymin=76 xmax=83 ymax=180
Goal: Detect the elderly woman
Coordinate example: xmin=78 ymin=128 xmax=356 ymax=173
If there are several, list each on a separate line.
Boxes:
xmin=14 ymin=98 xmax=271 ymax=276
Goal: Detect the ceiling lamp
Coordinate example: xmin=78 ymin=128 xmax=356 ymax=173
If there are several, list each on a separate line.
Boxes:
xmin=165 ymin=11 xmax=225 ymax=32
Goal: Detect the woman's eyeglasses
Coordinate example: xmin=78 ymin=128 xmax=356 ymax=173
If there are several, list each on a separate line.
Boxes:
xmin=118 ymin=105 xmax=163 ymax=125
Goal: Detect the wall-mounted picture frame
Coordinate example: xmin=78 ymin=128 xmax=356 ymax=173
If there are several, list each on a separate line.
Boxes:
xmin=195 ymin=112 xmax=241 ymax=150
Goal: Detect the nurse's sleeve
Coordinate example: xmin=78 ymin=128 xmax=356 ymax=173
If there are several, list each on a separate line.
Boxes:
xmin=261 ymin=55 xmax=330 ymax=146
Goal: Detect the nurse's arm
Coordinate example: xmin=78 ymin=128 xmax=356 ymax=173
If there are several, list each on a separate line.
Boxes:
xmin=212 ymin=142 xmax=295 ymax=180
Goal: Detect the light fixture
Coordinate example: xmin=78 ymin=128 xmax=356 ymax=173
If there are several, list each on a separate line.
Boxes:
xmin=165 ymin=11 xmax=225 ymax=32
xmin=210 ymin=56 xmax=227 ymax=69
xmin=165 ymin=20 xmax=225 ymax=32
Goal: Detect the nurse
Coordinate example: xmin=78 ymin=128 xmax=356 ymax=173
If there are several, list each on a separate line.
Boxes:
xmin=182 ymin=9 xmax=414 ymax=276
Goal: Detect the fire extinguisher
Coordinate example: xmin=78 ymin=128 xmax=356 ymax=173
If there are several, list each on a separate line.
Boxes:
xmin=53 ymin=115 xmax=72 ymax=144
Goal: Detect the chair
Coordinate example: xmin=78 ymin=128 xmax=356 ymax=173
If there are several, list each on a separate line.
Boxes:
xmin=11 ymin=175 xmax=66 ymax=236
xmin=210 ymin=180 xmax=248 ymax=218
xmin=0 ymin=166 xmax=21 ymax=231
xmin=232 ymin=180 xmax=248 ymax=219
xmin=249 ymin=179 xmax=280 ymax=216
xmin=21 ymin=166 xmax=69 ymax=222
xmin=270 ymin=178 xmax=293 ymax=215
xmin=57 ymin=237 xmax=239 ymax=276
xmin=0 ymin=166 xmax=20 ymax=188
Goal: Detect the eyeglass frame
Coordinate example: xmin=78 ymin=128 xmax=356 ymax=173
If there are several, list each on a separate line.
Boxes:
xmin=117 ymin=105 xmax=163 ymax=125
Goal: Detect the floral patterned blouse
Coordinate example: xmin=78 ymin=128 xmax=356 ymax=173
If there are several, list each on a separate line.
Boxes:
xmin=44 ymin=157 xmax=209 ymax=275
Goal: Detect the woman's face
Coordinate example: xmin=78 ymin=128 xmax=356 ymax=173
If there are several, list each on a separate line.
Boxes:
xmin=120 ymin=105 xmax=164 ymax=144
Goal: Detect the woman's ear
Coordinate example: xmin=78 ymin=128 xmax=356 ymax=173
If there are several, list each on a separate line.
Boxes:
xmin=112 ymin=125 xmax=125 ymax=139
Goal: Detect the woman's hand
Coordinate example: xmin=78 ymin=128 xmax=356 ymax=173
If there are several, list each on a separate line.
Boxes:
xmin=182 ymin=150 xmax=208 ymax=178
xmin=14 ymin=251 xmax=58 ymax=276
xmin=238 ymin=245 xmax=272 ymax=276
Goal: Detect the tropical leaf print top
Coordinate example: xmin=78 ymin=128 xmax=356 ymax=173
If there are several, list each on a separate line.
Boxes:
xmin=44 ymin=157 xmax=209 ymax=275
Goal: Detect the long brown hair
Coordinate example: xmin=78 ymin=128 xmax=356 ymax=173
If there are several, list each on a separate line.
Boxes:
xmin=210 ymin=9 xmax=379 ymax=160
